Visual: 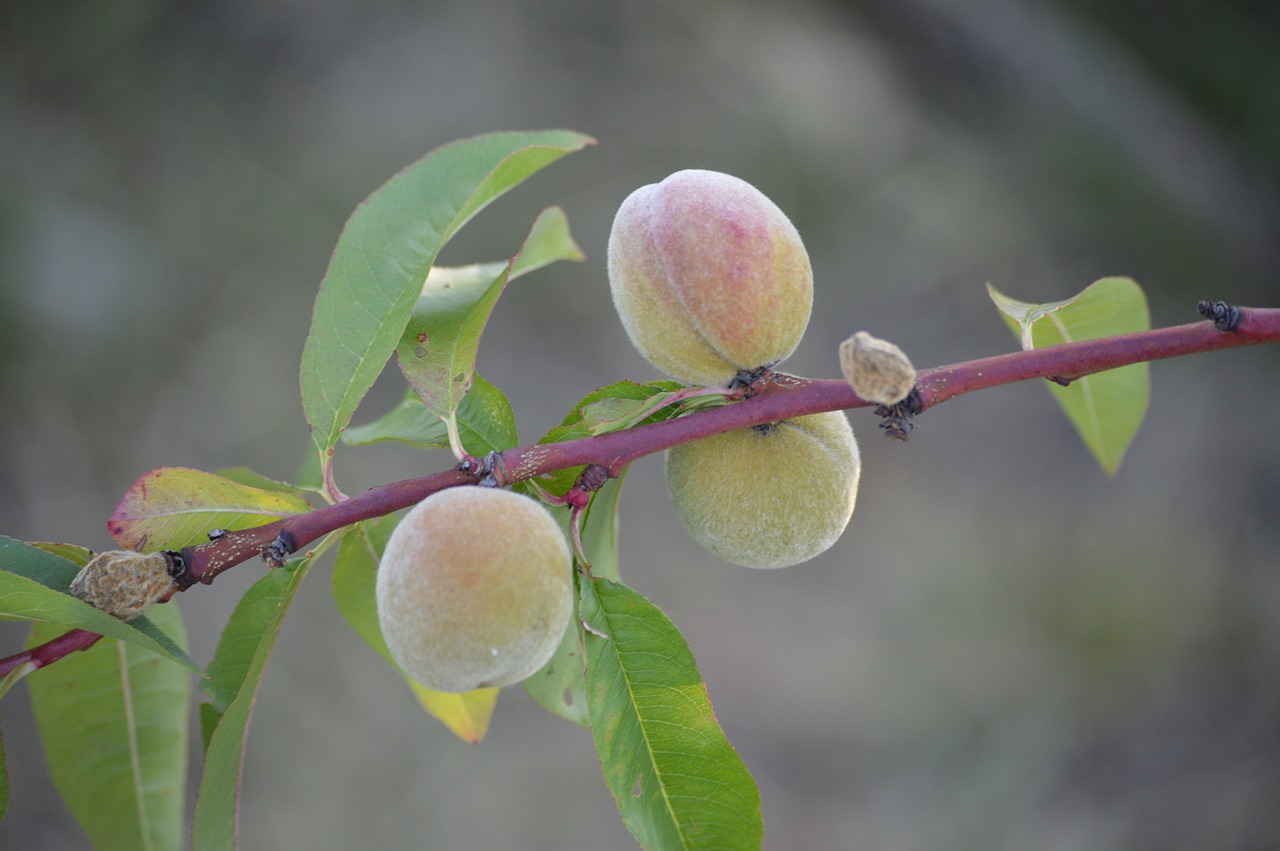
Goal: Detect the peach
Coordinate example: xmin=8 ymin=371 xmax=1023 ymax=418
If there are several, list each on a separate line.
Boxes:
xmin=608 ymin=169 xmax=813 ymax=386
xmin=376 ymin=487 xmax=573 ymax=692
xmin=665 ymin=411 xmax=860 ymax=568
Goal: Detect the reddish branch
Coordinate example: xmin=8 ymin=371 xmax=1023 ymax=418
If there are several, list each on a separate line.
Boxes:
xmin=4 ymin=305 xmax=1279 ymax=677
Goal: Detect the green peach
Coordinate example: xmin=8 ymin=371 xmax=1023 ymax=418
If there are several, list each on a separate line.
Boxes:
xmin=608 ymin=169 xmax=813 ymax=386
xmin=376 ymin=487 xmax=573 ymax=693
xmin=665 ymin=411 xmax=860 ymax=568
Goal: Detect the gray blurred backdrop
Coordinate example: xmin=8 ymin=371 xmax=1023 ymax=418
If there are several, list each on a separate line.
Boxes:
xmin=2 ymin=1 xmax=1278 ymax=849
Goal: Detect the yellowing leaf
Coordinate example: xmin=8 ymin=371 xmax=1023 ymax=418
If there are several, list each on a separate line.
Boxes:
xmin=406 ymin=682 xmax=499 ymax=744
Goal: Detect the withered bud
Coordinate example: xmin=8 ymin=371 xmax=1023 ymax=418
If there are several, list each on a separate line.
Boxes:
xmin=69 ymin=550 xmax=178 ymax=620
xmin=840 ymin=331 xmax=916 ymax=405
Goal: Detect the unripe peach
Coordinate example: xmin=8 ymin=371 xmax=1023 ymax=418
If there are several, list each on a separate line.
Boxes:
xmin=608 ymin=169 xmax=813 ymax=386
xmin=375 ymin=487 xmax=573 ymax=693
xmin=665 ymin=411 xmax=860 ymax=568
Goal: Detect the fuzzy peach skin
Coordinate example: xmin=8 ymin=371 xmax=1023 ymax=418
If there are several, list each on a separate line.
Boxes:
xmin=608 ymin=169 xmax=814 ymax=386
xmin=665 ymin=411 xmax=860 ymax=568
xmin=376 ymin=487 xmax=573 ymax=693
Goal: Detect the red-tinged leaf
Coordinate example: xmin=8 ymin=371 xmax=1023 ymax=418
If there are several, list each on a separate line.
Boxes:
xmin=108 ymin=467 xmax=313 ymax=552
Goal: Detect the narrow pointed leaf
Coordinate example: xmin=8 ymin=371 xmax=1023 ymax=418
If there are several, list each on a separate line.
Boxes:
xmin=987 ymin=278 xmax=1151 ymax=475
xmin=522 ymin=471 xmax=627 ymax=724
xmin=193 ymin=556 xmax=313 ymax=851
xmin=0 ymin=537 xmax=196 ymax=669
xmin=28 ymin=542 xmax=94 ymax=564
xmin=582 ymin=576 xmax=762 ymax=850
xmin=331 ymin=520 xmax=499 ymax=742
xmin=343 ymin=374 xmax=518 ymax=455
xmin=300 ymin=130 xmax=593 ymax=472
xmin=535 ymin=380 xmax=714 ymax=494
xmin=540 ymin=380 xmax=718 ymax=445
xmin=108 ymin=467 xmax=313 ymax=553
xmin=396 ymin=205 xmax=583 ymax=429
xmin=27 ymin=602 xmax=190 ymax=851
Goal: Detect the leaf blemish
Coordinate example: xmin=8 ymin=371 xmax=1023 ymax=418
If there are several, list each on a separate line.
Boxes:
xmin=632 ymin=773 xmax=643 ymax=797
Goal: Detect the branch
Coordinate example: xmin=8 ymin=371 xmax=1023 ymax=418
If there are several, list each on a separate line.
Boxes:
xmin=5 ymin=304 xmax=1278 ymax=677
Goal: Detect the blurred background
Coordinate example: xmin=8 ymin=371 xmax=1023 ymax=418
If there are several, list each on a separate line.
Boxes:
xmin=2 ymin=0 xmax=1278 ymax=848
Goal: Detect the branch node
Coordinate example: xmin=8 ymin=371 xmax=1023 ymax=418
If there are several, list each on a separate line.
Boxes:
xmin=263 ymin=529 xmax=297 ymax=568
xmin=476 ymin=451 xmax=510 ymax=488
xmin=875 ymin=387 xmax=924 ymax=441
xmin=729 ymin=364 xmax=777 ymax=397
xmin=169 ymin=549 xmax=196 ymax=591
xmin=1197 ymin=300 xmax=1243 ymax=333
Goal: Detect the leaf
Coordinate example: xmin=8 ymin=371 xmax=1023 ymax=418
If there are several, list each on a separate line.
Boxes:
xmin=404 ymin=682 xmax=499 ymax=745
xmin=214 ymin=467 xmax=320 ymax=500
xmin=331 ymin=521 xmax=499 ymax=743
xmin=343 ymin=373 xmax=518 ymax=455
xmin=0 ymin=537 xmax=196 ymax=670
xmin=535 ymin=380 xmax=705 ymax=494
xmin=395 ymin=206 xmax=583 ymax=448
xmin=193 ymin=557 xmax=313 ymax=851
xmin=541 ymin=380 xmax=689 ymax=445
xmin=108 ymin=467 xmax=314 ymax=552
xmin=581 ymin=577 xmax=762 ymax=850
xmin=27 ymin=601 xmax=190 ymax=851
xmin=299 ymin=130 xmax=594 ymax=474
xmin=28 ymin=542 xmax=94 ymax=565
xmin=987 ymin=278 xmax=1151 ymax=476
xmin=331 ymin=519 xmax=399 ymax=667
xmin=522 ymin=471 xmax=627 ymax=725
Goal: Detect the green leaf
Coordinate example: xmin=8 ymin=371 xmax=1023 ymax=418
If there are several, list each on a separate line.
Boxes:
xmin=541 ymin=380 xmax=689 ymax=444
xmin=522 ymin=471 xmax=627 ymax=725
xmin=299 ymin=130 xmax=593 ymax=475
xmin=27 ymin=601 xmax=190 ymax=851
xmin=28 ymin=542 xmax=94 ymax=565
xmin=343 ymin=373 xmax=518 ymax=455
xmin=331 ymin=520 xmax=499 ymax=743
xmin=534 ymin=380 xmax=712 ymax=494
xmin=194 ymin=557 xmax=313 ymax=851
xmin=581 ymin=576 xmax=762 ymax=850
xmin=987 ymin=278 xmax=1151 ymax=476
xmin=395 ymin=206 xmax=583 ymax=454
xmin=331 ymin=518 xmax=399 ymax=668
xmin=0 ymin=537 xmax=196 ymax=670
xmin=108 ymin=467 xmax=314 ymax=552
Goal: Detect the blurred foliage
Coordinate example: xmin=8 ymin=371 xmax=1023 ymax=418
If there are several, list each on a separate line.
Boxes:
xmin=1 ymin=1 xmax=1277 ymax=849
